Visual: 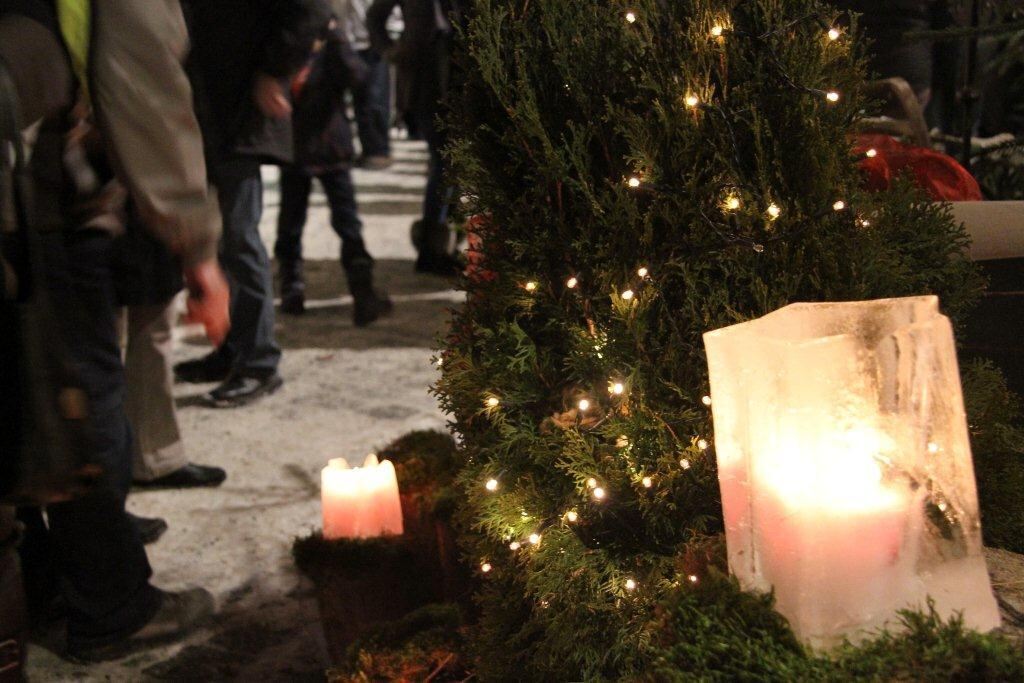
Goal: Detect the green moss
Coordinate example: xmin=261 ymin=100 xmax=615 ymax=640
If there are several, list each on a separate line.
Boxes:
xmin=292 ymin=532 xmax=414 ymax=578
xmin=378 ymin=429 xmax=459 ymax=491
xmin=329 ymin=604 xmax=469 ymax=682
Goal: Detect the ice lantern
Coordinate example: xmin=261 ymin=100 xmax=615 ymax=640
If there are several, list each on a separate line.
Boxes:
xmin=703 ymin=295 xmax=999 ymax=648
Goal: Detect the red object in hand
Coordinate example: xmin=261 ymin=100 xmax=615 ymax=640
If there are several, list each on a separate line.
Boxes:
xmin=855 ymin=134 xmax=982 ymax=202
xmin=184 ymin=259 xmax=231 ymax=347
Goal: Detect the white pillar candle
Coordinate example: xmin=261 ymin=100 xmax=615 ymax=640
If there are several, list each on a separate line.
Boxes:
xmin=751 ymin=421 xmax=916 ymax=640
xmin=321 ymin=454 xmax=404 ymax=540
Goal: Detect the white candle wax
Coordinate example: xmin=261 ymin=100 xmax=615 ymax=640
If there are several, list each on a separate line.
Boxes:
xmin=321 ymin=455 xmax=404 ymax=540
xmin=751 ymin=423 xmax=915 ymax=642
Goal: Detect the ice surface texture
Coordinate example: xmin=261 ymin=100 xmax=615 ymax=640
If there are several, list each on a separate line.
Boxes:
xmin=704 ymin=296 xmax=1000 ymax=648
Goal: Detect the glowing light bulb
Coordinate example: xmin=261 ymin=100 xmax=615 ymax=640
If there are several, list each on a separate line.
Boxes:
xmin=485 ymin=478 xmax=499 ymax=491
xmin=928 ymin=442 xmax=940 ymax=454
xmin=710 ymin=25 xmax=724 ymax=38
xmin=486 ymin=396 xmax=500 ymax=408
xmin=610 ymin=382 xmax=625 ymax=395
xmin=435 ymin=357 xmax=444 ymax=367
xmin=637 ymin=266 xmax=649 ymax=278
xmin=642 ymin=476 xmax=653 ymax=488
xmin=688 ymin=574 xmax=699 ymax=583
xmin=566 ymin=277 xmax=578 ymax=289
xmin=701 ymin=395 xmax=712 ymax=406
xmin=828 ymin=28 xmax=841 ymax=40
xmin=509 ymin=541 xmax=521 ymax=550
xmin=697 ymin=439 xmax=709 ymax=451
xmin=578 ymin=398 xmax=590 ymax=411
xmin=865 ymin=148 xmax=878 ymax=158
xmin=826 ymin=90 xmax=840 ymax=103
xmin=587 ymin=477 xmax=598 ymax=489
xmin=566 ymin=510 xmax=579 ymax=522
xmin=625 ymin=578 xmax=637 ymax=590
xmin=529 ymin=533 xmax=541 ymax=545
xmin=724 ymin=195 xmax=741 ymax=211
xmin=684 ymin=94 xmax=700 ymax=108
xmin=481 ymin=562 xmax=492 ymax=573
xmin=625 ymin=11 xmax=637 ymax=23
xmin=859 ymin=218 xmax=871 ymax=228
xmin=680 ymin=458 xmax=691 ymax=470
xmin=621 ymin=289 xmax=635 ymax=301
xmin=833 ymin=200 xmax=846 ymax=211
xmin=766 ymin=203 xmax=781 ymax=219
xmin=524 ymin=281 xmax=537 ymax=292
xmin=593 ymin=487 xmax=606 ymax=500
xmin=627 ymin=176 xmax=641 ymax=188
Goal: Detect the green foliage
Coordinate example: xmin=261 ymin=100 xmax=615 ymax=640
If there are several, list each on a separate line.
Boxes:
xmin=973 ymin=141 xmax=1024 ymax=200
xmin=434 ymin=0 xmax=1011 ymax=678
xmin=963 ymin=360 xmax=1024 ymax=553
xmin=648 ymin=573 xmax=1024 ymax=682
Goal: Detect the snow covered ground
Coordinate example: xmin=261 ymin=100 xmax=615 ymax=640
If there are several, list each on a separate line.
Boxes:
xmin=27 ymin=139 xmax=455 ymax=680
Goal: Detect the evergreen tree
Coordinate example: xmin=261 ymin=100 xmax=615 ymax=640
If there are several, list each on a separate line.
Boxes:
xmin=435 ymin=1 xmax=1011 ymax=678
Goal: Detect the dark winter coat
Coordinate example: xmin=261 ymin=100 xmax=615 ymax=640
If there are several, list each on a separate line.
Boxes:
xmin=183 ymin=0 xmax=332 ymax=165
xmin=290 ymin=27 xmax=368 ymax=173
xmin=366 ymin=0 xmax=463 ymax=119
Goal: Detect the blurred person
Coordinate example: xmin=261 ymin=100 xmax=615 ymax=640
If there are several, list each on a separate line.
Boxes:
xmin=367 ymin=0 xmax=464 ymax=276
xmin=124 ymin=302 xmax=227 ymax=490
xmin=340 ymin=0 xmax=394 ymax=169
xmin=174 ymin=0 xmax=332 ymax=408
xmin=0 ymin=0 xmax=229 ymax=661
xmin=113 ymin=223 xmax=227 ymax=494
xmin=275 ymin=14 xmax=393 ymax=324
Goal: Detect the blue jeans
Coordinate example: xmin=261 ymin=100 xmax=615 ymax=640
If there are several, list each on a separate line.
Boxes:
xmin=20 ymin=229 xmax=160 ymax=643
xmin=275 ymin=166 xmax=371 ymax=269
xmin=211 ymin=156 xmax=281 ymax=374
xmin=416 ymin=109 xmax=455 ymax=255
xmin=354 ymin=49 xmax=391 ymax=158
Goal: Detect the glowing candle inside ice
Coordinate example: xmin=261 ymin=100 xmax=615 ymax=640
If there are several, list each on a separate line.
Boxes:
xmin=752 ymin=421 xmax=913 ymax=638
xmin=321 ymin=454 xmax=403 ymax=539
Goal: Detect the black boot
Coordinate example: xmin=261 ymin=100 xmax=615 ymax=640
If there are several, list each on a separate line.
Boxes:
xmin=278 ymin=258 xmax=305 ymax=315
xmin=346 ymin=257 xmax=393 ymax=327
xmin=414 ymin=221 xmax=461 ymax=276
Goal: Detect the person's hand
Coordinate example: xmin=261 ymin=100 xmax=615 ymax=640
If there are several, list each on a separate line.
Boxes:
xmin=184 ymin=258 xmax=230 ymax=346
xmin=253 ymin=73 xmax=292 ymax=119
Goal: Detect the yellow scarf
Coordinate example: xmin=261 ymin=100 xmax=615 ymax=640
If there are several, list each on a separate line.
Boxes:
xmin=56 ymin=0 xmax=91 ymax=102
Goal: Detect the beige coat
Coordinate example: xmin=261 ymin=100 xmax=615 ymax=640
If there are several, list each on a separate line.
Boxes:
xmin=91 ymin=0 xmax=221 ymax=266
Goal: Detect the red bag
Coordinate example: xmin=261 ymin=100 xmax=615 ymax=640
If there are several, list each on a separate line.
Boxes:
xmin=856 ymin=133 xmax=982 ymax=202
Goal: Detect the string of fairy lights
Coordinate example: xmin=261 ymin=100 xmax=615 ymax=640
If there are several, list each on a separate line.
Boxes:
xmin=458 ymin=7 xmax=873 ymax=596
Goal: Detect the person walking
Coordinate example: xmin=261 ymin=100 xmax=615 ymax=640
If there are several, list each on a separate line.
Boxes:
xmin=174 ymin=0 xmax=331 ymax=408
xmin=275 ymin=16 xmax=393 ymax=325
xmin=367 ymin=0 xmax=464 ymax=276
xmin=113 ymin=222 xmax=227 ymax=494
xmin=1 ymin=0 xmax=229 ymax=660
xmin=340 ymin=0 xmax=394 ymax=169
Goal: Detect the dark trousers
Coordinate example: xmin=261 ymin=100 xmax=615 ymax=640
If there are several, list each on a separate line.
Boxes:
xmin=274 ymin=166 xmax=371 ymax=270
xmin=415 ymin=108 xmax=455 ymax=255
xmin=211 ymin=156 xmax=281 ymax=374
xmin=0 ymin=506 xmax=26 ymax=677
xmin=353 ymin=48 xmax=391 ymax=158
xmin=19 ymin=229 xmax=160 ymax=642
